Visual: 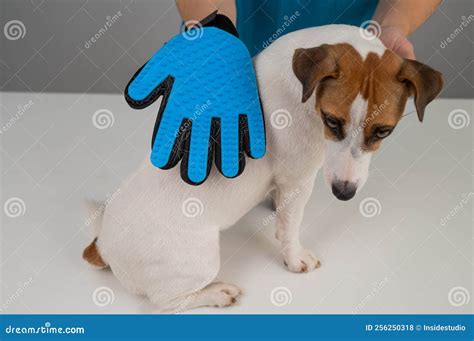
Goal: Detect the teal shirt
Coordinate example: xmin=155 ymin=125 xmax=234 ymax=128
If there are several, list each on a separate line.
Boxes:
xmin=236 ymin=0 xmax=379 ymax=56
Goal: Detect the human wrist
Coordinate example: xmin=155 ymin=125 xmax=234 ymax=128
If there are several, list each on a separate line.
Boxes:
xmin=177 ymin=0 xmax=236 ymax=27
xmin=202 ymin=12 xmax=239 ymax=37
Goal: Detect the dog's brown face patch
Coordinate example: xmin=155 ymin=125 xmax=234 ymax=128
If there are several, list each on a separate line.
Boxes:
xmin=293 ymin=43 xmax=443 ymax=151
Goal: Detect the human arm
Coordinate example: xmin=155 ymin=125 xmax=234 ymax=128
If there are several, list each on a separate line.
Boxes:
xmin=372 ymin=0 xmax=442 ymax=59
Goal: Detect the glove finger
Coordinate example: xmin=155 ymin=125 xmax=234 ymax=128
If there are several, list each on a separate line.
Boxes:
xmin=244 ymin=102 xmax=266 ymax=159
xmin=160 ymin=118 xmax=191 ymax=170
xmin=215 ymin=115 xmax=244 ymax=178
xmin=181 ymin=117 xmax=213 ymax=185
xmin=150 ymin=112 xmax=183 ymax=169
xmin=125 ymin=47 xmax=175 ymax=109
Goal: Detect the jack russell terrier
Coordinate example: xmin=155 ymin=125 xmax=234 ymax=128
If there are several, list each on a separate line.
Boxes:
xmin=83 ymin=25 xmax=443 ymax=312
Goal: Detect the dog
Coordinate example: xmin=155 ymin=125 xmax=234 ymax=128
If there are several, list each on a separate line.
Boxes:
xmin=83 ymin=25 xmax=443 ymax=312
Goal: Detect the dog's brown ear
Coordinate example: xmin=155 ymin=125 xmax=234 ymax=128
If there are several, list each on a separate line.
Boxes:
xmin=397 ymin=59 xmax=443 ymax=122
xmin=292 ymin=45 xmax=338 ymax=103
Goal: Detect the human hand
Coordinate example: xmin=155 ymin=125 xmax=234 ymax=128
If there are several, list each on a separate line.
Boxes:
xmin=125 ymin=14 xmax=265 ymax=185
xmin=376 ymin=25 xmax=416 ymax=60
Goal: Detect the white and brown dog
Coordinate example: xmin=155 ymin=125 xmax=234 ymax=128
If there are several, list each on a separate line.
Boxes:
xmin=83 ymin=25 xmax=443 ymax=312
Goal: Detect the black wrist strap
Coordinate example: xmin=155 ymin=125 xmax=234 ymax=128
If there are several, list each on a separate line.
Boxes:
xmin=195 ymin=10 xmax=239 ymax=38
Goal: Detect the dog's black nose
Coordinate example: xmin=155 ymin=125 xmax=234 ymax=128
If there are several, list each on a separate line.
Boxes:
xmin=331 ymin=180 xmax=357 ymax=201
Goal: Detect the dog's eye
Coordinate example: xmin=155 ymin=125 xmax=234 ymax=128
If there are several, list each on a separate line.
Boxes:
xmin=322 ymin=112 xmax=345 ymax=140
xmin=375 ymin=128 xmax=392 ymax=139
xmin=322 ymin=113 xmax=342 ymax=129
xmin=325 ymin=116 xmax=339 ymax=129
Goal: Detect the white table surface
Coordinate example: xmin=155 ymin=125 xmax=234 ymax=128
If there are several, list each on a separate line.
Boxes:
xmin=1 ymin=92 xmax=472 ymax=314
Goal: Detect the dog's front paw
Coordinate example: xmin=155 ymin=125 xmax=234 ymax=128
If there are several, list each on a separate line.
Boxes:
xmin=283 ymin=247 xmax=321 ymax=273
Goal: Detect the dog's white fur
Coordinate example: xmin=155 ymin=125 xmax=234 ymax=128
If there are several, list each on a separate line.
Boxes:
xmin=92 ymin=25 xmax=388 ymax=311
xmin=323 ymin=94 xmax=372 ymax=189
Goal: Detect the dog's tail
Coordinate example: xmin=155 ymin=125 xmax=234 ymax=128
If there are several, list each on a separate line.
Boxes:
xmin=82 ymin=199 xmax=108 ymax=269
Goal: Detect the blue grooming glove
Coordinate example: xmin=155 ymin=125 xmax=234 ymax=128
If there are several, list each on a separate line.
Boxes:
xmin=125 ymin=12 xmax=266 ymax=185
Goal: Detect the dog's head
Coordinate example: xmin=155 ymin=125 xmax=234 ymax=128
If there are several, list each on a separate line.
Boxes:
xmin=293 ymin=43 xmax=443 ymax=201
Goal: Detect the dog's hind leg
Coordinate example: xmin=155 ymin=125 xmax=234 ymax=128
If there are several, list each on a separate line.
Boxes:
xmin=142 ymin=225 xmax=243 ymax=313
xmin=161 ymin=282 xmax=242 ymax=313
xmin=190 ymin=282 xmax=241 ymax=307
